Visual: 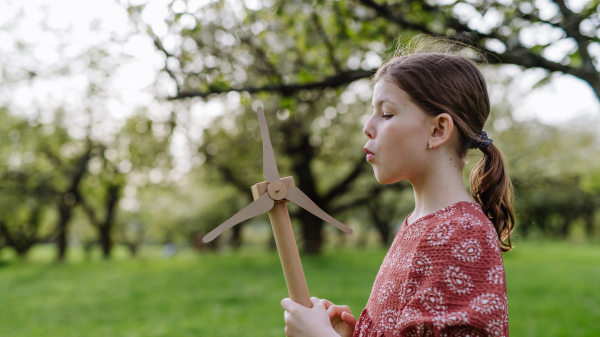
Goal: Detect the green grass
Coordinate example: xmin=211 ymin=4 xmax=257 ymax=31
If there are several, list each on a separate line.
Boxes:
xmin=502 ymin=241 xmax=600 ymax=337
xmin=0 ymin=241 xmax=599 ymax=336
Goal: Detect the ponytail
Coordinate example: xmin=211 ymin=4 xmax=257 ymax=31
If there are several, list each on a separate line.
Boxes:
xmin=470 ymin=144 xmax=515 ymax=252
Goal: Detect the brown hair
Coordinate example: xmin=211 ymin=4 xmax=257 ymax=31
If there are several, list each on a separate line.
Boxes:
xmin=373 ymin=35 xmax=515 ymax=252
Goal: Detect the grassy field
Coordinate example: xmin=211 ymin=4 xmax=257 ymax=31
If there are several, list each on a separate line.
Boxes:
xmin=0 ymin=241 xmax=599 ymax=337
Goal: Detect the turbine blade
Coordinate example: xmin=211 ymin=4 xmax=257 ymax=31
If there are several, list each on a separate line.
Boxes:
xmin=202 ymin=193 xmax=275 ymax=243
xmin=285 ymin=187 xmax=353 ymax=234
xmin=257 ymin=106 xmax=280 ymax=183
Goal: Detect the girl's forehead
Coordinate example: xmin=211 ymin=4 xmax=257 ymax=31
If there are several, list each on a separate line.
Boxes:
xmin=373 ymin=79 xmax=408 ymax=106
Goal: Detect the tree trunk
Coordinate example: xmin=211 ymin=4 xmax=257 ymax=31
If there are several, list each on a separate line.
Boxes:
xmin=99 ymin=184 xmax=120 ymax=259
xmin=192 ymin=231 xmax=218 ymax=251
xmin=56 ymin=204 xmax=71 ymax=262
xmin=231 ymin=224 xmax=242 ymax=249
xmin=99 ymin=225 xmax=112 ymax=259
xmin=55 ymin=149 xmax=92 ymax=262
xmin=127 ymin=243 xmax=138 ymax=256
xmin=374 ymin=222 xmax=391 ymax=247
xmin=559 ymin=215 xmax=573 ymax=238
xmin=519 ymin=215 xmax=530 ymax=238
xmin=300 ymin=209 xmax=324 ymax=254
xmin=584 ymin=214 xmax=595 ymax=239
xmin=0 ymin=221 xmax=38 ymax=258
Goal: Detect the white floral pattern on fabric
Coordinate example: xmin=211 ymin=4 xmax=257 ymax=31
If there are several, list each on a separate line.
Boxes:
xmin=378 ymin=249 xmax=400 ymax=277
xmin=433 ymin=311 xmax=469 ymax=330
xmin=410 ymin=251 xmax=433 ymax=275
xmin=459 ymin=213 xmax=483 ymax=229
xmin=419 ymin=287 xmax=446 ymax=314
xmin=408 ymin=203 xmax=460 ymax=231
xmin=399 ymin=279 xmax=420 ymax=304
xmin=444 ymin=265 xmax=474 ymax=294
xmin=377 ymin=279 xmax=397 ymax=304
xmin=404 ymin=222 xmax=427 ymax=240
xmin=452 ymin=239 xmax=482 ymax=263
xmin=487 ymin=265 xmax=504 ymax=285
xmin=396 ymin=307 xmax=422 ymax=330
xmin=470 ymin=293 xmax=504 ymax=314
xmin=487 ymin=319 xmax=504 ymax=336
xmin=436 ymin=205 xmax=456 ymax=220
xmin=381 ymin=309 xmax=401 ymax=332
xmin=357 ymin=315 xmax=374 ymax=337
xmin=397 ymin=252 xmax=414 ymax=272
xmin=427 ymin=221 xmax=455 ymax=246
xmin=486 ymin=229 xmax=501 ymax=253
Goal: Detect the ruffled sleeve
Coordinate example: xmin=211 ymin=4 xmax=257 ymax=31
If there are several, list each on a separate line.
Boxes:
xmin=395 ymin=205 xmax=509 ymax=336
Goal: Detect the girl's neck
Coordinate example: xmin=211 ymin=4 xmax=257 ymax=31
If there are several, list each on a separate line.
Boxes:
xmin=407 ymin=158 xmax=473 ymax=226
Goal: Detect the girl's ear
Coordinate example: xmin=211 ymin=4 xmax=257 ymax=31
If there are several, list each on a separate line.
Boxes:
xmin=428 ymin=113 xmax=454 ymax=149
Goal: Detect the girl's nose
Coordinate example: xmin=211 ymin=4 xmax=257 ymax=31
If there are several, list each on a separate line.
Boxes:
xmin=363 ymin=115 xmax=375 ymax=139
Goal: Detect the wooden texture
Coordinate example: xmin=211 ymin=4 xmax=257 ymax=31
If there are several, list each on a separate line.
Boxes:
xmin=285 ymin=186 xmax=353 ymax=235
xmin=256 ymin=106 xmax=280 ymax=183
xmin=252 ymin=176 xmax=311 ymax=307
xmin=268 ymin=201 xmax=312 ymax=308
xmin=202 ymin=193 xmax=274 ymax=243
xmin=251 ymin=176 xmax=295 ymax=202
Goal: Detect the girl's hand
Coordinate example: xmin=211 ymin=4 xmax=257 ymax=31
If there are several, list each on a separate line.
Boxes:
xmin=321 ymin=299 xmax=357 ymax=337
xmin=281 ymin=297 xmax=340 ymax=337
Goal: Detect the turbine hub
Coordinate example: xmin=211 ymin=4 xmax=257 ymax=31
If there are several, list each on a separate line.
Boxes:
xmin=268 ymin=181 xmax=287 ymax=200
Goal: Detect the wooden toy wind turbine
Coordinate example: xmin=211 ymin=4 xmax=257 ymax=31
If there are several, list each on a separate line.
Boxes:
xmin=202 ymin=106 xmax=353 ymax=308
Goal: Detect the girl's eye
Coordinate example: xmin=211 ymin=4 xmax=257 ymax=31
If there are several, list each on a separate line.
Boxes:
xmin=382 ymin=114 xmax=393 ymax=119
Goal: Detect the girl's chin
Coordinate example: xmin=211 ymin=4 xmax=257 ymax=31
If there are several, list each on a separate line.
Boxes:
xmin=373 ymin=170 xmax=400 ymax=185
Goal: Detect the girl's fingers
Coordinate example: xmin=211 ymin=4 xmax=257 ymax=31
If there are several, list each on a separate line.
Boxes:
xmin=326 ymin=304 xmax=353 ymax=319
xmin=342 ymin=312 xmax=357 ymax=327
xmin=320 ymin=299 xmax=333 ymax=309
xmin=281 ymin=298 xmax=301 ymax=313
xmin=339 ymin=305 xmax=352 ymax=314
xmin=326 ymin=305 xmax=337 ymax=319
xmin=310 ymin=297 xmax=324 ymax=309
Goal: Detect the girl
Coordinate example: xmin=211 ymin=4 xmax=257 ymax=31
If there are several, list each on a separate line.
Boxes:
xmin=281 ymin=36 xmax=514 ymax=337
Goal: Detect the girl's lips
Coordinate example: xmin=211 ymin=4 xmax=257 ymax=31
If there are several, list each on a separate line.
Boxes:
xmin=364 ymin=147 xmax=374 ymax=162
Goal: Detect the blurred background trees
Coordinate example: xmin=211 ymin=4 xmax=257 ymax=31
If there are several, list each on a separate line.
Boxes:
xmin=0 ymin=0 xmax=599 ymax=259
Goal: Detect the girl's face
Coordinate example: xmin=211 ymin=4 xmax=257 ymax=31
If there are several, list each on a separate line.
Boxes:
xmin=363 ymin=75 xmax=432 ymax=184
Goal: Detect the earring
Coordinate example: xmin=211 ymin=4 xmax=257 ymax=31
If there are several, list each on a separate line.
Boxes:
xmin=428 ymin=143 xmax=432 ymax=149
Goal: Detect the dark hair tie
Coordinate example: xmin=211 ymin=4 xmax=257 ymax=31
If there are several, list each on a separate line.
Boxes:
xmin=470 ymin=131 xmax=493 ymax=150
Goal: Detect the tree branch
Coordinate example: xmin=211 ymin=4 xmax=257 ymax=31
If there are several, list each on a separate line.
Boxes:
xmin=358 ymin=0 xmax=437 ymax=34
xmin=311 ymin=11 xmax=342 ymax=73
xmin=552 ymin=0 xmax=596 ymax=73
xmin=356 ymin=0 xmax=600 ymax=100
xmin=214 ymin=164 xmax=253 ymax=200
xmin=240 ymin=37 xmax=284 ymax=83
xmin=172 ymin=69 xmax=372 ymax=99
xmin=324 ymin=157 xmax=369 ymax=201
xmin=330 ymin=185 xmax=385 ymax=214
xmin=78 ymin=194 xmax=100 ymax=227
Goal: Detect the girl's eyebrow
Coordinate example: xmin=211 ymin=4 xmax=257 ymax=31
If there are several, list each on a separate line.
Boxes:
xmin=372 ymin=98 xmax=395 ymax=108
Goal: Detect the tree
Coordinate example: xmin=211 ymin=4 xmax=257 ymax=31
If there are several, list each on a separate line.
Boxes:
xmin=126 ymin=0 xmax=600 ymax=253
xmin=0 ymin=7 xmax=179 ymax=260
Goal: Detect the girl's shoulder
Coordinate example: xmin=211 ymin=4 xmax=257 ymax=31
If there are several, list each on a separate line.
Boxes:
xmin=399 ymin=201 xmax=484 ymax=243
xmin=417 ymin=201 xmax=501 ymax=254
xmin=434 ymin=200 xmax=494 ymax=230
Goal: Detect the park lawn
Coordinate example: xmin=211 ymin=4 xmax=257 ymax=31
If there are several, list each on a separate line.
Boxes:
xmin=0 ymin=241 xmax=599 ymax=337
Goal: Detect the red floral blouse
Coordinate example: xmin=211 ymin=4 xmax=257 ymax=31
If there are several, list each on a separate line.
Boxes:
xmin=352 ymin=201 xmax=508 ymax=337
